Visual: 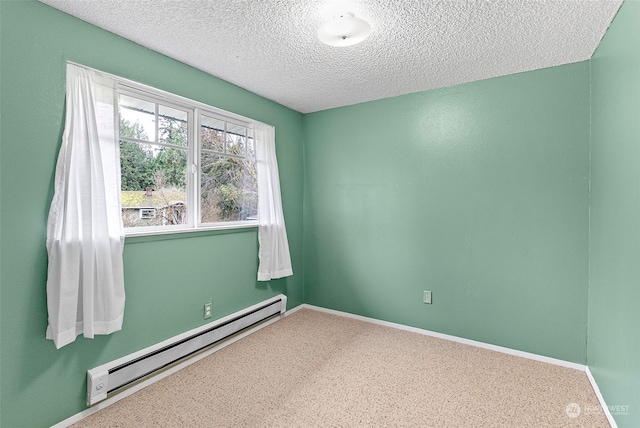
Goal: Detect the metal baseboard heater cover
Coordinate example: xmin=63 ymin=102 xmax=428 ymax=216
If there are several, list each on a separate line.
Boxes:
xmin=87 ymin=294 xmax=287 ymax=405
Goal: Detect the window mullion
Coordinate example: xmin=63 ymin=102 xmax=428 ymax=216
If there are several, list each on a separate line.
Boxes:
xmin=154 ymin=103 xmax=159 ymax=143
xmin=120 ymin=136 xmax=185 ymax=150
xmin=192 ymin=108 xmax=200 ymax=228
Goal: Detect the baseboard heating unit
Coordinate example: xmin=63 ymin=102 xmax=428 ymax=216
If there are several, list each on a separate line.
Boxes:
xmin=87 ymin=294 xmax=287 ymax=406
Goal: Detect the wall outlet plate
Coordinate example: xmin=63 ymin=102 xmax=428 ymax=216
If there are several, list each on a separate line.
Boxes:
xmin=423 ymin=291 xmax=432 ymax=304
xmin=204 ymin=303 xmax=213 ymax=319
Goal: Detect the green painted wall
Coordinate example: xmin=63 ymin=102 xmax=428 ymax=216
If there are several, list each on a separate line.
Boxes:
xmin=589 ymin=2 xmax=640 ymax=427
xmin=2 ymin=1 xmax=638 ymax=427
xmin=303 ymin=62 xmax=591 ymax=364
xmin=0 ymin=2 xmax=303 ymax=427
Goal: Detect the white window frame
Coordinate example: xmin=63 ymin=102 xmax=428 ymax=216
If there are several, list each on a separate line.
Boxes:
xmin=113 ymin=79 xmax=259 ymax=237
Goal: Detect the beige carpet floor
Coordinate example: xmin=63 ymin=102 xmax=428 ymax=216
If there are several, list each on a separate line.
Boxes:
xmin=72 ymin=308 xmax=610 ymax=427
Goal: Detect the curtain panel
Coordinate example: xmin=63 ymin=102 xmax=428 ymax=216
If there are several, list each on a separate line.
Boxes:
xmin=45 ymin=64 xmax=125 ymax=349
xmin=255 ymin=124 xmax=293 ymax=281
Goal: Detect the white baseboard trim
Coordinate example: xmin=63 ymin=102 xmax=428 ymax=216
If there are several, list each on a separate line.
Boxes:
xmin=50 ymin=305 xmax=299 ymax=428
xmin=586 ymin=367 xmax=618 ymax=428
xmin=302 ymin=304 xmax=587 ymax=371
xmin=283 ymin=303 xmax=306 ymax=316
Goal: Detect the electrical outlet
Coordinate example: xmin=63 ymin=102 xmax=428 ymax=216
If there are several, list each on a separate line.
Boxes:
xmin=423 ymin=291 xmax=432 ymax=304
xmin=204 ymin=303 xmax=212 ymax=319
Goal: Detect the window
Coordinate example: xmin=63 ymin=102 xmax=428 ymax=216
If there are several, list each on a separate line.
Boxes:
xmin=117 ymin=87 xmax=258 ymax=234
xmin=200 ymin=115 xmax=257 ymax=223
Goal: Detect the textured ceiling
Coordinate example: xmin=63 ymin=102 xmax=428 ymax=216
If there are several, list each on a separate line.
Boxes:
xmin=39 ymin=0 xmax=622 ymax=113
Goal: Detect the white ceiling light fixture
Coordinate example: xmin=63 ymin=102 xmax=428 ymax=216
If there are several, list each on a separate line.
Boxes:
xmin=317 ymin=12 xmax=371 ymax=47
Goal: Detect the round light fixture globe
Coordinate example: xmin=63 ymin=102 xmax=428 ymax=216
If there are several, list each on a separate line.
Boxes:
xmin=317 ymin=12 xmax=371 ymax=47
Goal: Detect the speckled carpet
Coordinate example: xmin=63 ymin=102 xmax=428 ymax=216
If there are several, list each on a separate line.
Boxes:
xmin=72 ymin=308 xmax=609 ymax=427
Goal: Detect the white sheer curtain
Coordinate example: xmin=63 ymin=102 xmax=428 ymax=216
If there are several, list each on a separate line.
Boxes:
xmin=45 ymin=63 xmax=125 ymax=349
xmin=255 ymin=124 xmax=293 ymax=281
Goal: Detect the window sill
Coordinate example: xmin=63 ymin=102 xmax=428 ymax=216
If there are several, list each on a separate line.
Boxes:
xmin=124 ymin=222 xmax=258 ymax=243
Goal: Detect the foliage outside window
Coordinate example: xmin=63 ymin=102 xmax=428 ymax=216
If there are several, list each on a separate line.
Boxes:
xmin=118 ymin=90 xmax=257 ymax=234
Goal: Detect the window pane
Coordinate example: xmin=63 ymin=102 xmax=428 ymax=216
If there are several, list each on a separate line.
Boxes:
xmin=200 ymin=152 xmax=257 ymax=223
xmin=120 ymin=141 xmax=188 ymax=228
xmin=159 ymin=105 xmax=188 ymax=147
xmin=119 ymin=95 xmax=156 ymax=142
xmin=201 ymin=116 xmax=224 ymax=152
xmin=120 ymin=140 xmax=156 ymax=191
xmin=226 ymin=123 xmax=246 ymax=156
xmin=154 ymin=147 xmax=188 ymax=191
